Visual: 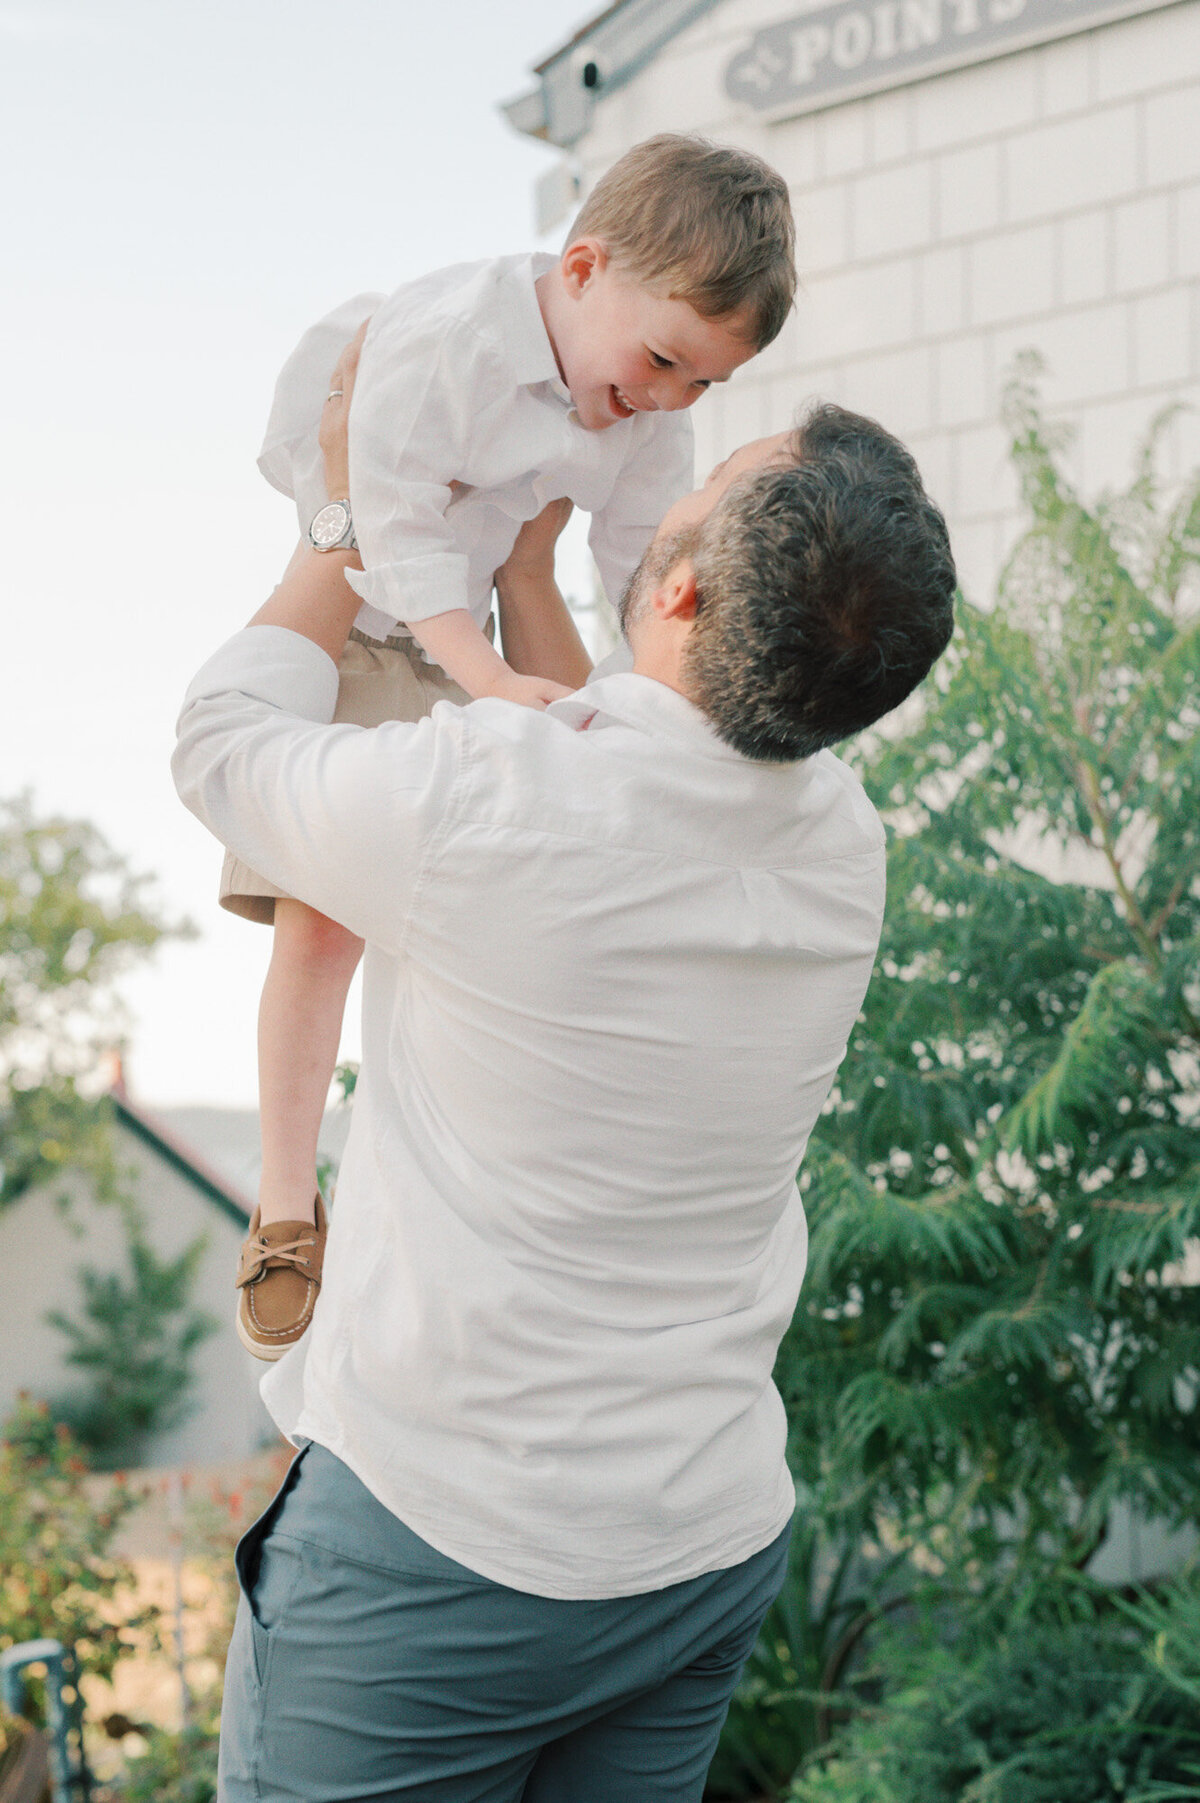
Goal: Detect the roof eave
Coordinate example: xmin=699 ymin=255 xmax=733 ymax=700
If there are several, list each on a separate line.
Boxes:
xmin=112 ymin=1095 xmax=253 ymax=1228
xmin=501 ymin=87 xmax=549 ymax=141
xmin=502 ymin=0 xmax=725 ymax=150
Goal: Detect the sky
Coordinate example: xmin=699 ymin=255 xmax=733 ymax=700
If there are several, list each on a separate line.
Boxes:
xmin=1 ymin=0 xmax=602 ymax=1108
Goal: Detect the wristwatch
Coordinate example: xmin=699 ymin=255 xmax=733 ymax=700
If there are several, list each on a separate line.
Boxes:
xmin=308 ymin=499 xmax=358 ymax=552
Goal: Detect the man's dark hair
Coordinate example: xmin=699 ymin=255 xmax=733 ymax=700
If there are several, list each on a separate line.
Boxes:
xmin=683 ymin=403 xmax=957 ymax=761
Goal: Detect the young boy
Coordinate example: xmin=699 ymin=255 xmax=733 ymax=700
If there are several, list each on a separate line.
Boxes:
xmin=226 ymin=133 xmax=796 ymax=1360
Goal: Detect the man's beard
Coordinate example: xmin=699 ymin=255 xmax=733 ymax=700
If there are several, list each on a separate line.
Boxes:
xmin=618 ymin=527 xmax=703 ymax=638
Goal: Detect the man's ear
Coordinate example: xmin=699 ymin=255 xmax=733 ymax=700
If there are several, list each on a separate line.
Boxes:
xmin=653 ymin=560 xmax=699 ymax=623
xmin=561 ymin=237 xmax=608 ymax=298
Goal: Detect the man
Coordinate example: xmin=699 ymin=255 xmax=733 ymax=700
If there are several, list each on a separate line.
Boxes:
xmin=173 ymin=341 xmax=955 ymax=1803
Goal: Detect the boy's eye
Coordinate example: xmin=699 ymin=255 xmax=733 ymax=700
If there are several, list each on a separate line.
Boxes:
xmin=648 ymin=351 xmax=673 ymax=369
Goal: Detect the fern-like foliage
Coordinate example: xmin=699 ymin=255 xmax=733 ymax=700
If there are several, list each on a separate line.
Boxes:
xmin=778 ymin=359 xmax=1200 ymax=1584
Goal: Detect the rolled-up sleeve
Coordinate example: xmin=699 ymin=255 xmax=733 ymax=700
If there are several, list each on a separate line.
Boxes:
xmin=172 ymin=626 xmax=462 ymax=951
xmin=587 ymin=413 xmax=695 ymax=608
xmin=343 ymin=305 xmax=508 ymax=630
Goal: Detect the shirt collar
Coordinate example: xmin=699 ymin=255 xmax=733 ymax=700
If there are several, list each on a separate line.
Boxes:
xmin=548 ymin=673 xmax=787 ymax=767
xmin=506 ymin=252 xmax=566 ymax=391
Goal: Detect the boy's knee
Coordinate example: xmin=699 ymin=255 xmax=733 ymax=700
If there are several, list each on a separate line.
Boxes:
xmin=274 ymin=902 xmax=362 ymax=975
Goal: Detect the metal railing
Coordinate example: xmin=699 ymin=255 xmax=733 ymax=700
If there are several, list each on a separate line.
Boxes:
xmin=1 ymin=1640 xmax=83 ymax=1803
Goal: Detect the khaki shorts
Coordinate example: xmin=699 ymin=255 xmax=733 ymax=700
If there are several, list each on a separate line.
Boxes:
xmin=218 ymin=626 xmax=473 ymax=924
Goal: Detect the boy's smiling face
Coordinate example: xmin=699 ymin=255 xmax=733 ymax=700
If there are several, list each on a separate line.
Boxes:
xmin=540 ymin=240 xmax=760 ymax=432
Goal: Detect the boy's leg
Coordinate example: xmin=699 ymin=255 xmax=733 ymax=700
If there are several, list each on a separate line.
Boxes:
xmin=234 ymin=901 xmax=361 ymax=1359
xmin=232 ymin=632 xmax=463 ymax=1358
xmin=257 ymin=898 xmax=362 ymax=1225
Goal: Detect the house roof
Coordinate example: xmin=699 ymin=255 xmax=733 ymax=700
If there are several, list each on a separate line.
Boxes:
xmin=502 ymin=0 xmax=724 ymax=147
xmin=111 ymin=1093 xmax=253 ymax=1229
xmin=530 ymin=0 xmax=632 ymax=74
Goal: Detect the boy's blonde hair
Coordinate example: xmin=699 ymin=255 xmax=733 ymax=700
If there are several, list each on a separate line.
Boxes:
xmin=569 ymin=134 xmax=796 ymax=351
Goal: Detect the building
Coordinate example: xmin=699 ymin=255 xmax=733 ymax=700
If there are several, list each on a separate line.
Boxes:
xmin=0 ymin=1082 xmax=275 ymax=1468
xmin=506 ymin=0 xmax=1200 ymax=605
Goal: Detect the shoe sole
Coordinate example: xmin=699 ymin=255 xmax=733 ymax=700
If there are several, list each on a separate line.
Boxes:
xmin=235 ymin=1306 xmax=302 ymax=1362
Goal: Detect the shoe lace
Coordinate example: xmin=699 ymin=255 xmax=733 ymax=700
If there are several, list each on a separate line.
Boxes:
xmin=243 ymin=1231 xmax=316 ymax=1282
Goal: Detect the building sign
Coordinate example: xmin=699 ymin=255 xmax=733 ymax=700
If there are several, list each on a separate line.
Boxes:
xmin=725 ymin=0 xmax=1183 ymax=115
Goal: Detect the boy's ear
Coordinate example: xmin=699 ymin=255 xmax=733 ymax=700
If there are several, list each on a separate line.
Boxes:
xmin=561 ymin=237 xmax=609 ymax=298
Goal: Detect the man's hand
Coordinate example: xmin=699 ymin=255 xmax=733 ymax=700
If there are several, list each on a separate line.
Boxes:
xmin=318 ymin=320 xmax=370 ymax=498
xmin=479 ymin=670 xmax=573 ymax=710
xmin=245 ymin=325 xmax=369 ymax=657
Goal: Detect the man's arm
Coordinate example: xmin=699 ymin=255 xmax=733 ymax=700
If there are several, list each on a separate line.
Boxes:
xmin=247 ymin=328 xmax=370 ymax=658
xmin=250 ymin=538 xmax=363 ymax=662
xmin=173 ymin=334 xmax=461 ymax=952
xmin=493 ymin=500 xmax=593 ymax=690
xmin=173 ymin=633 xmax=461 ymax=953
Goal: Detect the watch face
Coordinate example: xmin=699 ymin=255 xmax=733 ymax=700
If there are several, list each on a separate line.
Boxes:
xmin=311 ymin=502 xmax=348 ymax=547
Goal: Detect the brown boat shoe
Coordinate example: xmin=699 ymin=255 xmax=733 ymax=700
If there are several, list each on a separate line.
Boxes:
xmin=235 ymin=1195 xmax=327 ymax=1361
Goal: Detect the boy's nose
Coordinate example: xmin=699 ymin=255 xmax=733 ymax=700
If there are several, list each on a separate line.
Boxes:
xmin=651 ymin=372 xmax=703 ymax=412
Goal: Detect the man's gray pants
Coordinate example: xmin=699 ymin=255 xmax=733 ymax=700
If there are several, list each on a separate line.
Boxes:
xmin=218 ymin=1440 xmax=791 ymax=1802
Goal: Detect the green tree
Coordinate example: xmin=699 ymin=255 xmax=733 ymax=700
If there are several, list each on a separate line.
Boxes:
xmin=714 ymin=365 xmax=1200 ymax=1797
xmin=47 ymin=1207 xmax=217 ymax=1468
xmin=0 ymin=794 xmax=184 ymax=1210
xmin=778 ymin=358 xmax=1200 ymax=1585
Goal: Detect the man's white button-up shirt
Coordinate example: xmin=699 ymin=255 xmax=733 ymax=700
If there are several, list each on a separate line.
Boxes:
xmin=258 ymin=254 xmax=695 ymax=640
xmin=174 ymin=627 xmax=886 ymax=1598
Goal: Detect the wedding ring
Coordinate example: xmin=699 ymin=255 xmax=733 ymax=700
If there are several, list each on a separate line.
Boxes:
xmin=325 ymin=389 xmax=344 ymax=401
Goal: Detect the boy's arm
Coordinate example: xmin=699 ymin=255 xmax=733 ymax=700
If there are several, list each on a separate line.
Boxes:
xmin=408 ymin=610 xmax=574 ymax=707
xmin=493 ymin=500 xmax=593 ymax=691
xmin=309 ymin=326 xmax=572 ymax=706
xmin=346 ymin=305 xmax=568 ymax=706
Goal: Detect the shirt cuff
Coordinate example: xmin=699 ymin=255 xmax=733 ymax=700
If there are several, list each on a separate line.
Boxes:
xmin=345 ymin=553 xmax=472 ymax=626
xmin=181 ymin=625 xmax=341 ymax=721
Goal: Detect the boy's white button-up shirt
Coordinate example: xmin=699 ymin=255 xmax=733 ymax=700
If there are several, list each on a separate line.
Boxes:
xmin=174 ymin=627 xmax=886 ymax=1599
xmin=258 ymin=254 xmax=695 ymax=640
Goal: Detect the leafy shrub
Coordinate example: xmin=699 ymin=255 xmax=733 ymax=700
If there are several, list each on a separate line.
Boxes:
xmin=106 ymin=1448 xmax=294 ymax=1803
xmin=114 ymin=1716 xmax=219 ymax=1803
xmin=1119 ymin=1569 xmax=1200 ymax=1802
xmin=706 ymin=1504 xmax=915 ymax=1799
xmin=789 ymin=1607 xmax=1200 ymax=1803
xmin=0 ymin=1395 xmax=143 ymax=1689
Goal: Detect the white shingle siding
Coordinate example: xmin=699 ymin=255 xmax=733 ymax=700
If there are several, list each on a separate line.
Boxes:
xmin=567 ymin=0 xmax=1200 ymax=604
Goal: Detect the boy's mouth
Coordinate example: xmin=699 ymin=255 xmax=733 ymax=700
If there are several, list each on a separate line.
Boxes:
xmin=610 ymin=386 xmax=636 ymax=418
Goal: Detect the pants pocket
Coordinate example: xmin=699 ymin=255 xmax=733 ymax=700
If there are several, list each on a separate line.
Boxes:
xmin=233 ymin=1444 xmax=309 ymax=1615
xmin=233 ymin=1443 xmax=310 ymax=1684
